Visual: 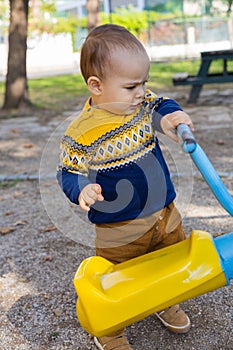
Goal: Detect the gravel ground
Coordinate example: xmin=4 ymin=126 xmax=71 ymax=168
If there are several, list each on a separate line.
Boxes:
xmin=1 ymin=87 xmax=233 ymax=350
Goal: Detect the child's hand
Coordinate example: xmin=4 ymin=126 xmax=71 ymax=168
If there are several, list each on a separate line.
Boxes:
xmin=78 ymin=184 xmax=104 ymax=212
xmin=161 ymin=110 xmax=194 ymax=142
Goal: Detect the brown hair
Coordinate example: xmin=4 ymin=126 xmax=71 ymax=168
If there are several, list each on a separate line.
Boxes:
xmin=80 ymin=24 xmax=147 ymax=82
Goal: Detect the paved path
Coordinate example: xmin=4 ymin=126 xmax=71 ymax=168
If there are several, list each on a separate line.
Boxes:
xmin=1 ymin=89 xmax=233 ymax=349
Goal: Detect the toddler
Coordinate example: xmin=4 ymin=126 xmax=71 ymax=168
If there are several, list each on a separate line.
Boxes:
xmin=57 ymin=24 xmax=194 ymax=350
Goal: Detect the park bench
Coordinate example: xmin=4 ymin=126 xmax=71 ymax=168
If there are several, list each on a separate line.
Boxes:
xmin=173 ymin=49 xmax=233 ymax=103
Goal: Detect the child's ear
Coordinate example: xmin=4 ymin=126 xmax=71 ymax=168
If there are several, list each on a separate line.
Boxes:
xmin=87 ymin=76 xmax=102 ymax=95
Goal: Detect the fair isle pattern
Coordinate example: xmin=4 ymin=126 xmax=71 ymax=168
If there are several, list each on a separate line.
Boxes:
xmin=60 ymin=91 xmax=167 ymax=175
xmin=61 ymin=136 xmax=90 ymax=175
xmin=91 ymin=112 xmax=154 ymax=171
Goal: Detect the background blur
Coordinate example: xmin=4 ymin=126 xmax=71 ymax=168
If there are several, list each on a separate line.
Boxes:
xmin=1 ymin=0 xmax=233 ymax=78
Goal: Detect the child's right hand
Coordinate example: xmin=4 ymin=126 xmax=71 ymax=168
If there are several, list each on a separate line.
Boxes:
xmin=78 ymin=184 xmax=104 ymax=212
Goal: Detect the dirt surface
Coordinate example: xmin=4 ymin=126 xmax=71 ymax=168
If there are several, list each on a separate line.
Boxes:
xmin=1 ymin=86 xmax=233 ymax=350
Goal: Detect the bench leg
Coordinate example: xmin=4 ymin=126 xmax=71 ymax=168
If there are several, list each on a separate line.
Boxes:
xmin=187 ymin=59 xmax=211 ymax=103
xmin=188 ymin=84 xmax=203 ymax=104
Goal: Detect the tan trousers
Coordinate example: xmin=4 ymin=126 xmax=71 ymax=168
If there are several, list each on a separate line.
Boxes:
xmin=95 ymin=202 xmax=186 ymax=264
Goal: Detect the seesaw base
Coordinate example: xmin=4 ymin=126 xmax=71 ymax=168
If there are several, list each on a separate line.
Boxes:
xmin=74 ymin=230 xmax=227 ymax=337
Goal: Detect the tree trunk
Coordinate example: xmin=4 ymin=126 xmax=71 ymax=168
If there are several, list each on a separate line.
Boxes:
xmin=2 ymin=0 xmax=31 ymax=110
xmin=86 ymin=0 xmax=101 ymax=33
xmin=227 ymin=0 xmax=233 ymax=16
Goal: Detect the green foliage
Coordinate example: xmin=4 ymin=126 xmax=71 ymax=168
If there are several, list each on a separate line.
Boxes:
xmin=101 ymin=6 xmax=174 ymax=36
xmin=101 ymin=6 xmax=148 ymax=35
xmin=41 ymin=0 xmax=56 ymax=14
xmin=29 ymin=15 xmax=82 ymax=50
xmin=28 ymin=0 xmax=82 ymax=49
xmin=0 ymin=0 xmax=9 ymax=35
xmin=221 ymin=0 xmax=233 ymax=16
xmin=0 ymin=1 xmax=8 ymax=19
xmin=205 ymin=0 xmax=214 ymax=15
xmin=29 ymin=15 xmax=81 ymax=34
xmin=149 ymin=0 xmax=182 ymax=15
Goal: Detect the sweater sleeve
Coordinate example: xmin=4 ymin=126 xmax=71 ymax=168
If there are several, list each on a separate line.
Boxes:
xmin=56 ymin=129 xmax=92 ymax=205
xmin=152 ymin=97 xmax=183 ymax=133
xmin=57 ymin=169 xmax=91 ymax=204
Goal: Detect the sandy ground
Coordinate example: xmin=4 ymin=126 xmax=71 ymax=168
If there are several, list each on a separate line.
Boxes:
xmin=0 ymin=86 xmax=233 ymax=349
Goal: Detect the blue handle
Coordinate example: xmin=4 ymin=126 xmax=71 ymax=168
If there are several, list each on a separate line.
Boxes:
xmin=214 ymin=231 xmax=233 ymax=283
xmin=177 ymin=123 xmax=197 ymax=153
xmin=177 ymin=124 xmax=233 ymax=216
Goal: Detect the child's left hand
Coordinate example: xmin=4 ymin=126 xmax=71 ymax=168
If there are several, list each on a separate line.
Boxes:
xmin=161 ymin=110 xmax=194 ymax=142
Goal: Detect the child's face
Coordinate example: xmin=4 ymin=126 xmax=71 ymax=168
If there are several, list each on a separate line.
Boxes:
xmin=93 ymin=49 xmax=150 ymax=115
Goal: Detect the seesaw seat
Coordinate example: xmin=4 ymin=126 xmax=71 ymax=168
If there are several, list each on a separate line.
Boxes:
xmin=74 ymin=230 xmax=227 ymax=337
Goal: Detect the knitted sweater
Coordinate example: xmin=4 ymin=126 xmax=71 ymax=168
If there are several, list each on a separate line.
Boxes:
xmin=57 ymin=90 xmax=183 ymax=224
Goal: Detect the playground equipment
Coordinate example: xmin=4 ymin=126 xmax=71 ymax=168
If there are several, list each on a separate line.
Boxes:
xmin=74 ymin=124 xmax=233 ymax=337
xmin=177 ymin=123 xmax=233 ymax=215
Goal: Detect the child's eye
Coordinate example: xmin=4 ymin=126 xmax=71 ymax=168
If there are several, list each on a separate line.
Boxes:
xmin=125 ymin=86 xmax=136 ymax=90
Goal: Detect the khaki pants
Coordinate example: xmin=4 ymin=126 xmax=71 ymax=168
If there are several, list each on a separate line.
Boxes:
xmin=95 ymin=202 xmax=185 ymax=264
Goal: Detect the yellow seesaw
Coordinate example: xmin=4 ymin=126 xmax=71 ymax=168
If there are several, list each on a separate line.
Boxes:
xmin=73 ymin=124 xmax=233 ymax=337
xmin=74 ymin=230 xmax=232 ymax=337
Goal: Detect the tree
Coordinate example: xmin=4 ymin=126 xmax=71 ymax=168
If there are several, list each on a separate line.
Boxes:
xmin=86 ymin=0 xmax=100 ymax=32
xmin=2 ymin=0 xmax=31 ymax=110
xmin=223 ymin=0 xmax=233 ymax=15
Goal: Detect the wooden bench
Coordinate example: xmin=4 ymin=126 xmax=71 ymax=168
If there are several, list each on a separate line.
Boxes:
xmin=173 ymin=49 xmax=233 ymax=103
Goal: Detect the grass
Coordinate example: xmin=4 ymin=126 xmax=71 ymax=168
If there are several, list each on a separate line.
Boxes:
xmin=0 ymin=58 xmax=229 ymax=112
xmin=0 ymin=179 xmax=22 ymax=189
xmin=28 ymin=74 xmax=89 ymax=111
xmin=0 ymin=74 xmax=89 ymax=113
xmin=148 ymin=59 xmax=201 ymax=90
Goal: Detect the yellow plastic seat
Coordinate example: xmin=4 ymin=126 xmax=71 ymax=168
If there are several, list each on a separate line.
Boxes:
xmin=74 ymin=230 xmax=227 ymax=337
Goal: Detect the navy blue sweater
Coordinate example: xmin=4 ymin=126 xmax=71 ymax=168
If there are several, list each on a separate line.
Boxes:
xmin=57 ymin=91 xmax=182 ymax=224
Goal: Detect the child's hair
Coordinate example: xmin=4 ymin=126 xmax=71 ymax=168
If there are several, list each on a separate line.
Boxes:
xmin=80 ymin=24 xmax=147 ymax=83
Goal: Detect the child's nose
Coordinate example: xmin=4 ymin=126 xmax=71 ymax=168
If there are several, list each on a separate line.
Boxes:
xmin=136 ymin=85 xmax=145 ymax=98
